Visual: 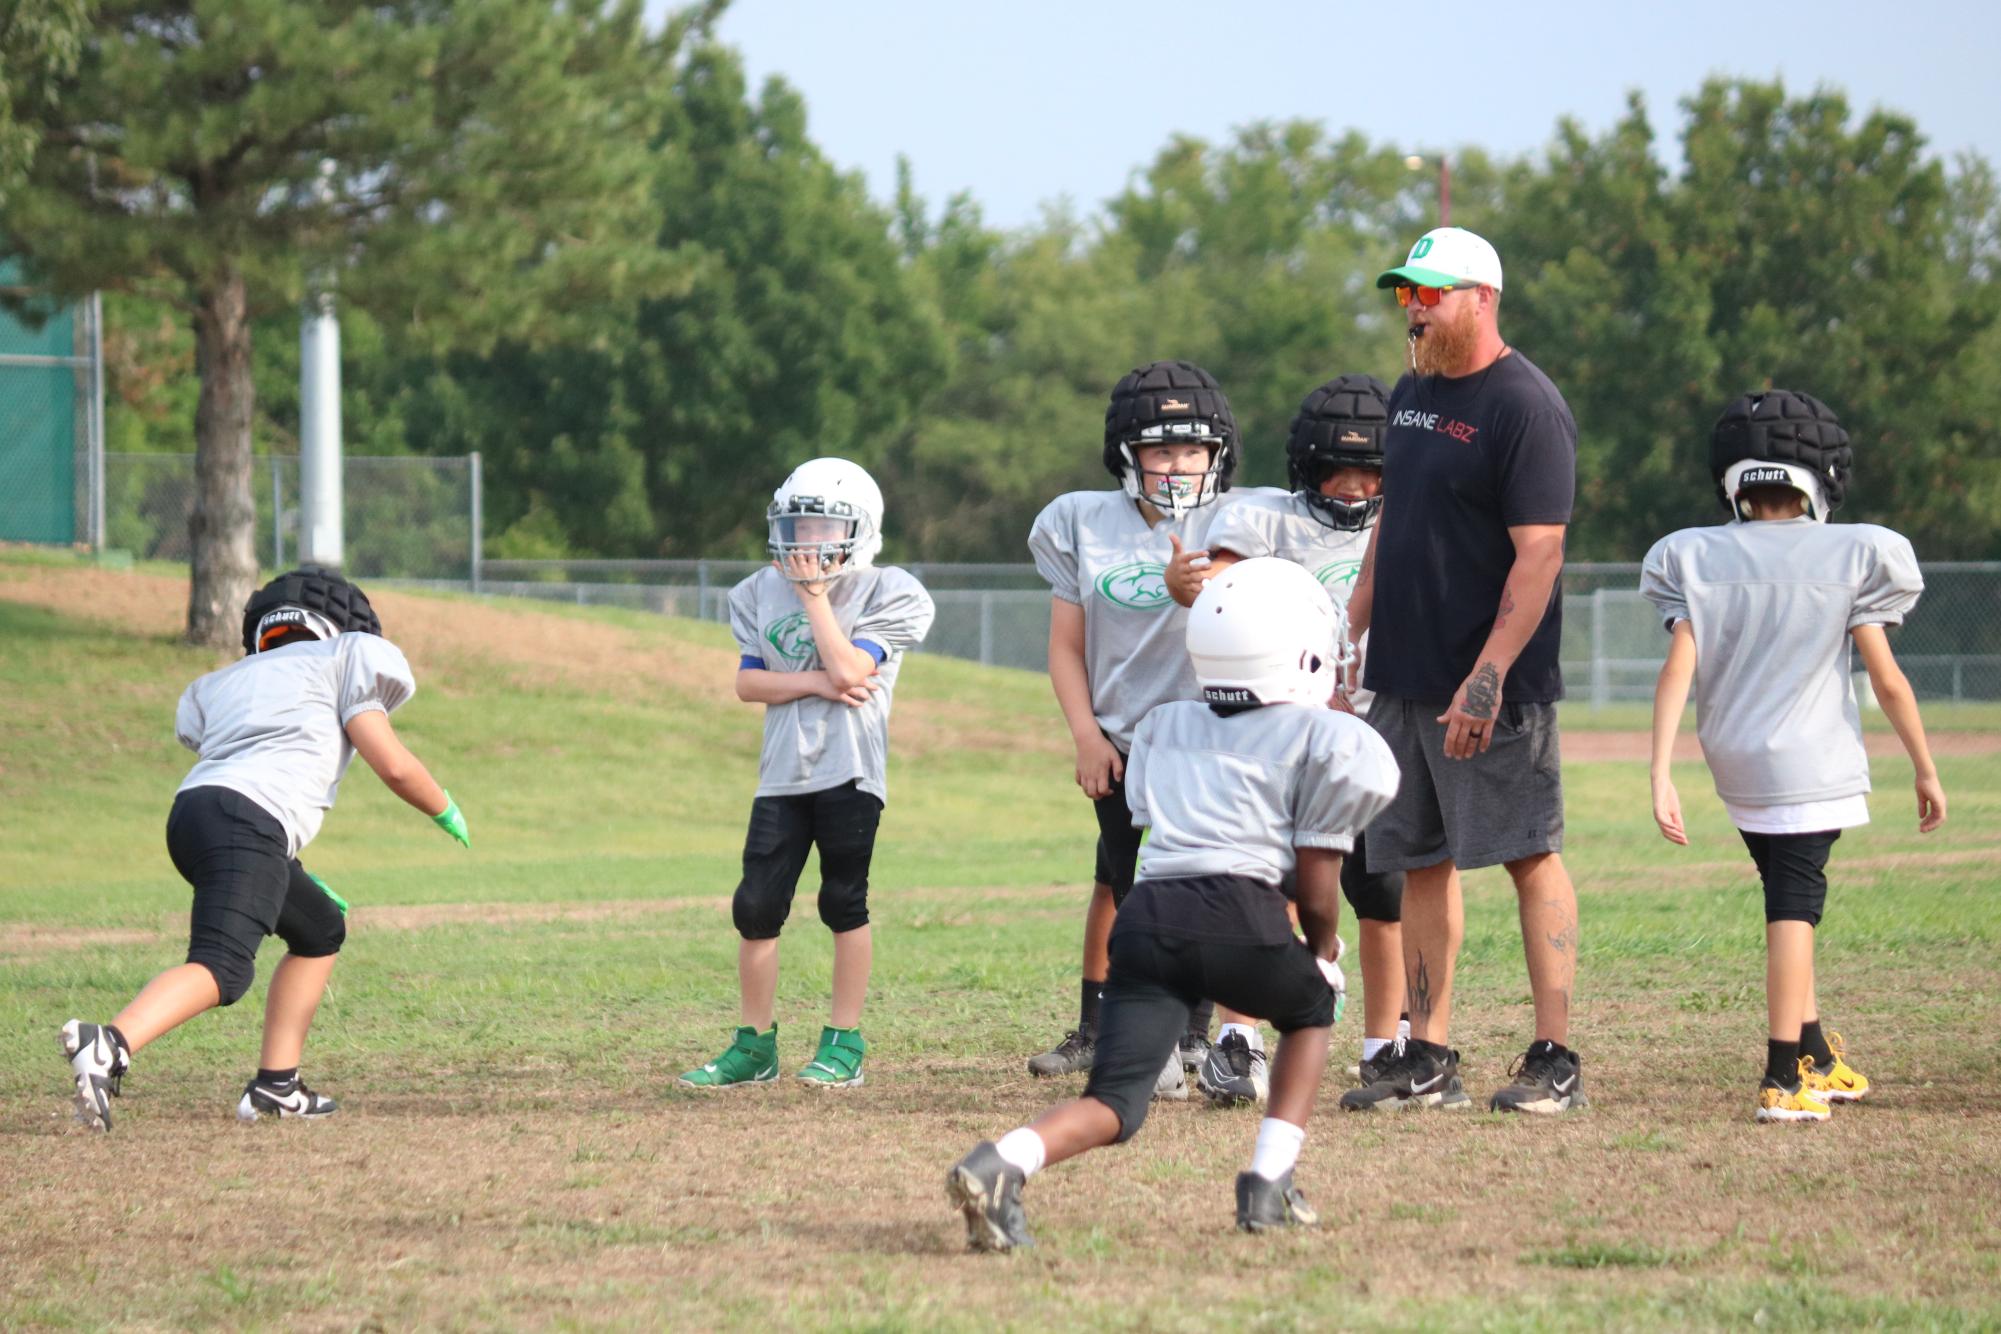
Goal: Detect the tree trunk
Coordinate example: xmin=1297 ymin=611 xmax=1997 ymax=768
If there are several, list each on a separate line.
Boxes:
xmin=185 ymin=265 xmax=260 ymax=649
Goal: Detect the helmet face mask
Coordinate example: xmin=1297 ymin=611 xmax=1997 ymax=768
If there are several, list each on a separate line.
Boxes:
xmin=1103 ymin=361 xmax=1238 ymax=516
xmin=1187 ymin=557 xmax=1354 ymax=709
xmin=1288 ymin=374 xmax=1390 ymax=531
xmin=1119 ymin=423 xmax=1231 ymax=518
xmin=767 ymin=458 xmax=884 ymax=582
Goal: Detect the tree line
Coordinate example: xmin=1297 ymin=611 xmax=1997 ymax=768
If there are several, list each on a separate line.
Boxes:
xmin=6 ymin=3 xmax=1998 ymax=645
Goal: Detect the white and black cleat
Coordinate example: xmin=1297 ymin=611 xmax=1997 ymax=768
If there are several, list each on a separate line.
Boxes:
xmin=1151 ymin=1048 xmax=1189 ymax=1102
xmin=236 ymin=1077 xmax=338 ymax=1123
xmin=1235 ymin=1169 xmax=1319 ymax=1233
xmin=1198 ymin=1032 xmax=1270 ymax=1108
xmin=59 ymin=1019 xmax=128 ymax=1132
xmin=946 ymin=1142 xmax=1033 ymax=1252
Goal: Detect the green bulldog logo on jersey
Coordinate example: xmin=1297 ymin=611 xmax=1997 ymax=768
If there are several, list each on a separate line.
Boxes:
xmin=764 ymin=610 xmax=816 ymax=665
xmin=1096 ymin=561 xmax=1172 ymax=611
xmin=1314 ymin=558 xmax=1362 ymax=594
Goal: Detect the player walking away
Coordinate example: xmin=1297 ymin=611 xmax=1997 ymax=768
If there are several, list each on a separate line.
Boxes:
xmin=1166 ymin=374 xmax=1410 ymax=1104
xmin=1025 ymin=361 xmax=1275 ymax=1091
xmin=1643 ymin=391 xmax=1946 ymax=1123
xmin=679 ymin=459 xmax=935 ymax=1091
xmin=948 ymin=559 xmax=1399 ymax=1248
xmin=60 ymin=568 xmax=469 ymax=1131
xmin=1341 ymin=227 xmax=1586 ymax=1116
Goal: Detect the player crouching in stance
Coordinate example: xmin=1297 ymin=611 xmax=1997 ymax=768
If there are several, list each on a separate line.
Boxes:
xmin=60 ymin=568 xmax=469 ymax=1131
xmin=679 ymin=459 xmax=935 ymax=1090
xmin=1643 ymin=392 xmax=1945 ymax=1124
xmin=948 ymin=559 xmax=1398 ymax=1247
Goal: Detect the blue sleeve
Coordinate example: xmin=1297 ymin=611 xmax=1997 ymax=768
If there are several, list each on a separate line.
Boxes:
xmin=853 ymin=639 xmax=888 ymax=664
xmin=739 ymin=655 xmax=767 ymax=670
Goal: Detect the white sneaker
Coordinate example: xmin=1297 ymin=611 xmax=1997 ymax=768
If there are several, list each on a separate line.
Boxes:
xmin=59 ymin=1020 xmax=128 ymax=1132
xmin=236 ymin=1076 xmax=339 ymax=1122
xmin=1151 ymin=1048 xmax=1189 ymax=1101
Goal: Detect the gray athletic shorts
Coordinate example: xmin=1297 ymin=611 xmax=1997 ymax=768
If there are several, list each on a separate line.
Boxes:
xmin=1364 ymin=693 xmax=1564 ymax=873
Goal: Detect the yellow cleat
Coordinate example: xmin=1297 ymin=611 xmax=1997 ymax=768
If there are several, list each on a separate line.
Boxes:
xmin=1756 ymin=1081 xmax=1831 ymax=1124
xmin=1800 ymin=1035 xmax=1869 ymax=1103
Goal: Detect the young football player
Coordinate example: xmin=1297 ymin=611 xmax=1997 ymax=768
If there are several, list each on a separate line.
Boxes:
xmin=1642 ymin=391 xmax=1946 ymax=1123
xmin=948 ymin=558 xmax=1399 ymax=1247
xmin=1025 ymin=360 xmax=1273 ymax=1091
xmin=1166 ymin=374 xmax=1411 ymax=1103
xmin=60 ymin=568 xmax=469 ymax=1131
xmin=679 ymin=458 xmax=935 ymax=1090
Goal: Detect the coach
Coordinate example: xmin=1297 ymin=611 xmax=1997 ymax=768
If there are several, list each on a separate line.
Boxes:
xmin=1341 ymin=227 xmax=1585 ymax=1116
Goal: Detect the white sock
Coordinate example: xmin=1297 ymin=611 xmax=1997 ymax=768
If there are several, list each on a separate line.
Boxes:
xmin=1362 ymin=1036 xmax=1391 ymax=1062
xmin=995 ymin=1127 xmax=1047 ymax=1179
xmin=1250 ymin=1117 xmax=1306 ymax=1182
xmin=1220 ymin=1022 xmax=1264 ymax=1053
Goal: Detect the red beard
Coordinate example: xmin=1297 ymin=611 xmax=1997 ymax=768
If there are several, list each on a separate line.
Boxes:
xmin=1411 ymin=301 xmax=1480 ymax=377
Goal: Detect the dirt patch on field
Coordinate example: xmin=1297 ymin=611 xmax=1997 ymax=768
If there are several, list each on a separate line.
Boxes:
xmin=1565 ymin=729 xmax=2001 ymax=763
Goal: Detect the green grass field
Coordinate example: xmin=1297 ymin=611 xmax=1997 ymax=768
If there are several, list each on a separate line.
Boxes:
xmin=3 ymin=551 xmax=1998 ymax=1331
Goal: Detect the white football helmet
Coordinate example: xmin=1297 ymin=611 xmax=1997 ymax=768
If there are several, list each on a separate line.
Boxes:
xmin=1721 ymin=459 xmax=1830 ymax=524
xmin=1187 ymin=557 xmax=1354 ymax=707
xmin=767 ymin=457 xmax=884 ymax=581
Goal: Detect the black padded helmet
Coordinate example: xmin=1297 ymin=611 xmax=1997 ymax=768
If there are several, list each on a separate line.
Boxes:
xmin=1102 ymin=360 xmax=1238 ymax=514
xmin=1709 ymin=390 xmax=1852 ymax=519
xmin=241 ymin=566 xmax=382 ymax=654
xmin=1286 ymin=373 xmax=1390 ymax=530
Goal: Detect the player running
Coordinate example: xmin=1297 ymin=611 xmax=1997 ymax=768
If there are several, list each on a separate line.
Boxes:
xmin=1166 ymin=374 xmax=1410 ymax=1102
xmin=948 ymin=558 xmax=1398 ymax=1247
xmin=1643 ymin=391 xmax=1946 ymax=1123
xmin=678 ymin=458 xmax=935 ymax=1090
xmin=59 ymin=568 xmax=469 ymax=1131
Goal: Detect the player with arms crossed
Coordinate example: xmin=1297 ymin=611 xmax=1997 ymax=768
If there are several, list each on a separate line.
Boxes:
xmin=1024 ymin=361 xmax=1274 ymax=1091
xmin=1165 ymin=374 xmax=1409 ymax=1102
xmin=679 ymin=458 xmax=935 ymax=1090
xmin=60 ymin=568 xmax=469 ymax=1131
xmin=948 ymin=559 xmax=1398 ymax=1247
xmin=1644 ymin=391 xmax=1946 ymax=1123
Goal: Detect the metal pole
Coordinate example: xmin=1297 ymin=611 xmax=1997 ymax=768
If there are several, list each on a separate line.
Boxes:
xmin=298 ymin=161 xmax=343 ymax=568
xmin=1590 ymin=589 xmax=1608 ymax=710
xmin=979 ymin=593 xmax=993 ymax=666
xmin=89 ymin=292 xmax=105 ymax=551
xmin=1439 ymin=158 xmax=1451 ymax=226
xmin=271 ymin=459 xmax=283 ymax=570
xmin=468 ymin=451 xmax=483 ymax=594
xmin=697 ymin=558 xmax=709 ymax=620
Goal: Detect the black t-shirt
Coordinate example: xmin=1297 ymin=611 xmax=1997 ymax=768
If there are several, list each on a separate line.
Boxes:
xmin=1363 ymin=350 xmax=1576 ymax=704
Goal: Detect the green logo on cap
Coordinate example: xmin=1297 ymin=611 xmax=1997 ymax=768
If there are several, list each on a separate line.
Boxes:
xmin=1411 ymin=237 xmax=1434 ymax=259
xmin=1095 ymin=562 xmax=1172 ymax=611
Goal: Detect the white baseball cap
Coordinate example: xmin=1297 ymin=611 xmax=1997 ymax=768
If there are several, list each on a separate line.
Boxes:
xmin=1376 ymin=227 xmax=1504 ymax=292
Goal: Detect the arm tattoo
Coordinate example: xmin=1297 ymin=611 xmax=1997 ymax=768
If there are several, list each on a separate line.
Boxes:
xmin=1494 ymin=583 xmax=1516 ymax=631
xmin=1408 ymin=950 xmax=1433 ymax=1020
xmin=1463 ymin=663 xmax=1500 ymax=720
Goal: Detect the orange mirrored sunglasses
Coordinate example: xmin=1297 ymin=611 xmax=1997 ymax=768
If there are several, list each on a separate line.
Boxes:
xmin=1393 ymin=282 xmax=1477 ymax=308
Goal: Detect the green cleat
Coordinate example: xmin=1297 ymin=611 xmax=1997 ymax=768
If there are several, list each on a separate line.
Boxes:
xmin=798 ymin=1025 xmax=866 ymax=1088
xmin=678 ymin=1025 xmax=779 ymax=1088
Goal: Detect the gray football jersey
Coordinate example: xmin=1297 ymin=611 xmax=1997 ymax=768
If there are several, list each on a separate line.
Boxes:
xmin=1126 ymin=700 xmax=1401 ymax=886
xmin=1028 ymin=487 xmax=1282 ymax=750
xmin=175 ymin=633 xmax=416 ymax=857
xmin=1204 ymin=490 xmax=1376 ymax=713
xmin=1641 ymin=518 xmax=1922 ymax=805
xmin=729 ymin=564 xmax=936 ymax=803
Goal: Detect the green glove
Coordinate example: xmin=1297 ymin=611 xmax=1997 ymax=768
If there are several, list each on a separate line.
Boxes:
xmin=433 ymin=791 xmax=471 ymax=848
xmin=307 ymin=872 xmax=349 ymax=915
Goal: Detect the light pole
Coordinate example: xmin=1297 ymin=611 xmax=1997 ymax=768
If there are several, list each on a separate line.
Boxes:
xmin=1403 ymin=154 xmax=1451 ymax=226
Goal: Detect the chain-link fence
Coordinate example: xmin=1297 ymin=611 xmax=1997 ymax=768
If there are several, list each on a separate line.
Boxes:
xmin=103 ymin=452 xmax=478 ymax=580
xmin=429 ymin=557 xmax=2001 ymax=703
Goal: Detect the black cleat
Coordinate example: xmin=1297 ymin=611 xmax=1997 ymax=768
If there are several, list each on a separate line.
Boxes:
xmin=1235 ymin=1170 xmax=1319 ymax=1233
xmin=59 ymin=1020 xmax=128 ymax=1132
xmin=236 ymin=1076 xmax=339 ymax=1122
xmin=1488 ymin=1040 xmax=1588 ymax=1115
xmin=1197 ymin=1032 xmax=1269 ymax=1107
xmin=1338 ymin=1039 xmax=1471 ymax=1112
xmin=1178 ymin=1030 xmax=1212 ymax=1073
xmin=1027 ymin=1029 xmax=1094 ymax=1078
xmin=947 ymin=1142 xmax=1033 ymax=1252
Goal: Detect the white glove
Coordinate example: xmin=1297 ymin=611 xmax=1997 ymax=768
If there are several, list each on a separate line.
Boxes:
xmin=1316 ymin=935 xmax=1347 ymax=1023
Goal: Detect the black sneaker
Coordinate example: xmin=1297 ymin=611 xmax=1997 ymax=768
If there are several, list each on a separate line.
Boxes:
xmin=1338 ymin=1039 xmax=1471 ymax=1112
xmin=1197 ymin=1032 xmax=1269 ymax=1107
xmin=1178 ymin=1030 xmax=1212 ymax=1072
xmin=59 ymin=1019 xmax=129 ymax=1132
xmin=946 ymin=1142 xmax=1034 ymax=1252
xmin=1235 ymin=1169 xmax=1318 ymax=1232
xmin=1488 ymin=1040 xmax=1588 ymax=1114
xmin=1026 ymin=1029 xmax=1094 ymax=1077
xmin=236 ymin=1076 xmax=339 ymax=1122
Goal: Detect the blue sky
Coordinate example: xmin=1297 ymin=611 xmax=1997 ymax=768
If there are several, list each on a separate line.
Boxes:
xmin=651 ymin=1 xmax=2001 ymax=231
